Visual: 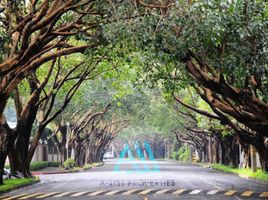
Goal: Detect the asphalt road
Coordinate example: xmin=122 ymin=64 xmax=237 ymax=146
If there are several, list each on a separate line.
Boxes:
xmin=1 ymin=160 xmax=268 ymax=200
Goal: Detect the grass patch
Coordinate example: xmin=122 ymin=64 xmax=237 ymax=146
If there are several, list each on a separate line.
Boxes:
xmin=83 ymin=164 xmax=92 ymax=171
xmin=83 ymin=163 xmax=103 ymax=171
xmin=211 ymin=164 xmax=268 ymax=182
xmin=92 ymin=162 xmax=103 ymax=167
xmin=0 ymin=177 xmax=39 ymax=193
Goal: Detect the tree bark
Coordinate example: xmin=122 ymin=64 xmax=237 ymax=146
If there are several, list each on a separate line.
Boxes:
xmin=26 ymin=125 xmax=45 ymax=169
xmin=255 ymin=139 xmax=268 ymax=172
xmin=0 ymin=120 xmax=14 ymax=185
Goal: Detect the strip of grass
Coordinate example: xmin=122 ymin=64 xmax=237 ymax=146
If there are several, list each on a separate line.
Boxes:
xmin=212 ymin=164 xmax=268 ymax=182
xmin=83 ymin=164 xmax=92 ymax=171
xmin=0 ymin=177 xmax=39 ymax=193
xmin=83 ymin=162 xmax=103 ymax=171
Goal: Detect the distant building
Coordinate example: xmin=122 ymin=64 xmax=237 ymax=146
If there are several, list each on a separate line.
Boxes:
xmin=5 ymin=124 xmax=62 ymax=164
xmin=31 ymin=140 xmax=61 ymax=162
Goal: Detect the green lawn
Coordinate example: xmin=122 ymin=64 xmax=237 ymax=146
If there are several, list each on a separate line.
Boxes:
xmin=211 ymin=164 xmax=268 ymax=182
xmin=0 ymin=178 xmax=39 ymax=193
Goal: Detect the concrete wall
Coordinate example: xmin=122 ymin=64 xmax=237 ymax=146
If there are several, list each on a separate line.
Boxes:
xmin=48 ymin=149 xmax=61 ymax=162
xmin=5 ymin=144 xmax=61 ymax=163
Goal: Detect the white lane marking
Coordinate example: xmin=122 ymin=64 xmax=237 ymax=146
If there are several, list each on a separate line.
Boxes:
xmin=155 ymin=189 xmax=170 ymax=194
xmin=104 ymin=190 xmax=121 ymax=195
xmin=18 ymin=193 xmax=43 ymax=199
xmin=260 ymin=192 xmax=268 ymax=198
xmin=36 ymin=192 xmax=59 ymax=199
xmin=0 ymin=196 xmax=10 ymax=200
xmin=2 ymin=194 xmax=27 ymax=200
xmin=172 ymin=189 xmax=186 ymax=195
xmin=87 ymin=191 xmax=104 ymax=196
xmin=70 ymin=191 xmax=89 ymax=197
xmin=189 ymin=190 xmax=202 ymax=194
xmin=138 ymin=189 xmax=155 ymax=195
xmin=53 ymin=192 xmax=73 ymax=197
xmin=207 ymin=190 xmax=220 ymax=195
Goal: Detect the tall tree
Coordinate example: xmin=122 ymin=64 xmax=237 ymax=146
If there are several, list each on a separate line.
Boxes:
xmin=124 ymin=0 xmax=268 ymax=171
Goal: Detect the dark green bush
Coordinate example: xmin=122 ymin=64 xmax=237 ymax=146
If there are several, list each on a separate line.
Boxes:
xmin=48 ymin=161 xmax=61 ymax=167
xmin=30 ymin=161 xmax=49 ymax=171
xmin=5 ymin=161 xmax=61 ymax=171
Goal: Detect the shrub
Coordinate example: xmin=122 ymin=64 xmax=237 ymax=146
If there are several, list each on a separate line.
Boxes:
xmin=171 ymin=151 xmax=180 ymax=160
xmin=4 ymin=161 xmax=61 ymax=172
xmin=63 ymin=158 xmax=75 ymax=169
xmin=48 ymin=161 xmax=61 ymax=167
xmin=178 ymin=146 xmax=190 ymax=161
xmin=172 ymin=146 xmax=191 ymax=162
xmin=30 ymin=161 xmax=49 ymax=171
xmin=83 ymin=164 xmax=92 ymax=171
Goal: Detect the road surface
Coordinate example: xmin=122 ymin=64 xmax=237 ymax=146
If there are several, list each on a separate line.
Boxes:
xmin=1 ymin=160 xmax=268 ymax=200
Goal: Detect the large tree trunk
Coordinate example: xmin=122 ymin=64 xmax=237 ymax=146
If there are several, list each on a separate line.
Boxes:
xmin=75 ymin=141 xmax=86 ymax=167
xmin=11 ymin=132 xmax=32 ymax=177
xmin=238 ymin=131 xmax=268 ymax=172
xmin=52 ymin=123 xmax=67 ymax=165
xmin=6 ymin=80 xmax=41 ymax=177
xmin=259 ymin=153 xmax=268 ymax=172
xmin=0 ymin=120 xmax=14 ymax=185
xmin=0 ymin=128 xmax=9 ymax=185
xmin=26 ymin=125 xmax=45 ymax=170
xmin=0 ymin=96 xmax=9 ymax=184
xmin=8 ymin=104 xmax=39 ymax=177
xmin=0 ymin=98 xmax=7 ymax=117
xmin=255 ymin=139 xmax=268 ymax=172
xmin=95 ymin=141 xmax=109 ymax=163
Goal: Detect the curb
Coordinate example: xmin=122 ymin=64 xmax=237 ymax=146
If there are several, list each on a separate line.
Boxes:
xmin=0 ymin=177 xmax=40 ymax=194
xmin=32 ymin=170 xmax=79 ymax=175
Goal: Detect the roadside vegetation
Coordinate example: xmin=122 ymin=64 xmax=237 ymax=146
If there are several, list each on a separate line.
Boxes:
xmin=0 ymin=178 xmax=39 ymax=193
xmin=5 ymin=162 xmax=60 ymax=171
xmin=210 ymin=164 xmax=268 ymax=183
xmin=61 ymin=159 xmax=102 ymax=171
xmin=171 ymin=146 xmax=191 ymax=162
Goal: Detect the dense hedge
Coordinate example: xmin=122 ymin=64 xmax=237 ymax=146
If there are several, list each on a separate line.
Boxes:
xmin=48 ymin=161 xmax=61 ymax=167
xmin=5 ymin=161 xmax=61 ymax=171
xmin=30 ymin=161 xmax=61 ymax=171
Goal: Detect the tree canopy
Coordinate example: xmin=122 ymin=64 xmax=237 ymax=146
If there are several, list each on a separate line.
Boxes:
xmin=0 ymin=0 xmax=268 ymax=184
